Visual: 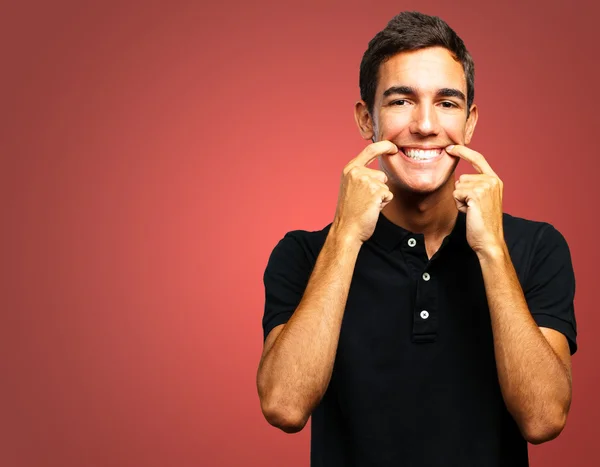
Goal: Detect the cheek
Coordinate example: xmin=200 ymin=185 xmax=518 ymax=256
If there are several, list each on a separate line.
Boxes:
xmin=440 ymin=116 xmax=468 ymax=142
xmin=377 ymin=114 xmax=411 ymax=138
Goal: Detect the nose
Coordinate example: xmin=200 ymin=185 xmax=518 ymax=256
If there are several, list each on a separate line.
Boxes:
xmin=409 ymin=103 xmax=440 ymax=136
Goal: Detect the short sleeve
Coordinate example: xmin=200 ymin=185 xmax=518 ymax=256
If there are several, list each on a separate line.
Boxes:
xmin=524 ymin=224 xmax=578 ymax=355
xmin=262 ymin=232 xmax=314 ymax=342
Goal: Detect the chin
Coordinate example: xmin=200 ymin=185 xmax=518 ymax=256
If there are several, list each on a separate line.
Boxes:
xmin=395 ymin=178 xmax=448 ymax=195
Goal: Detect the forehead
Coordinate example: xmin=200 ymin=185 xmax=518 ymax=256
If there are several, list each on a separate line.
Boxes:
xmin=376 ymin=46 xmax=467 ymax=97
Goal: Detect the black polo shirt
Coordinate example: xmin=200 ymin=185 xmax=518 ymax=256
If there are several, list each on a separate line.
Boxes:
xmin=262 ymin=211 xmax=577 ymax=467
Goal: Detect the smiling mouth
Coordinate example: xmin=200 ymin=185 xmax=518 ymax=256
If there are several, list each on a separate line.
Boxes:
xmin=400 ymin=147 xmax=444 ymax=162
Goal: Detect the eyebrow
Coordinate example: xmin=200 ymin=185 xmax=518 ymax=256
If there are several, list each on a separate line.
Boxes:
xmin=383 ymin=85 xmax=466 ymax=102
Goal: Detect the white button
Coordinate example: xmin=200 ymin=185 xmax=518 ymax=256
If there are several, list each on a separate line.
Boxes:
xmin=422 ymin=272 xmax=430 ymax=281
xmin=420 ymin=310 xmax=429 ymax=320
xmin=407 ymin=238 xmax=416 ymax=247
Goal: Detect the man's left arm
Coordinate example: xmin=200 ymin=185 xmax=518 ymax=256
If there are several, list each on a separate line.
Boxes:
xmin=478 ymin=245 xmax=572 ymax=444
xmin=447 ymin=144 xmax=575 ymax=445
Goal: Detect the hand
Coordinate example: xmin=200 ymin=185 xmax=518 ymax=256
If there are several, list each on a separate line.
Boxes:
xmin=332 ymin=141 xmax=398 ymax=244
xmin=445 ymin=144 xmax=506 ymax=256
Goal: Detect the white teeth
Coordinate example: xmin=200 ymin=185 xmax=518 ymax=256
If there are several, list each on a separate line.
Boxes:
xmin=404 ymin=148 xmax=441 ymax=160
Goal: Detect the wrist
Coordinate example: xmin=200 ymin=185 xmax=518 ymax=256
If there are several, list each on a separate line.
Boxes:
xmin=328 ymin=223 xmax=363 ymax=250
xmin=476 ymin=241 xmax=510 ymax=263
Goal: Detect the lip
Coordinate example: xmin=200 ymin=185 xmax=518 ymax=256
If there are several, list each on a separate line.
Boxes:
xmin=398 ymin=147 xmax=446 ymax=164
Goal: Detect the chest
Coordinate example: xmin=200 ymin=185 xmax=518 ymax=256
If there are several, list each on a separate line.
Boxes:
xmin=335 ymin=243 xmax=498 ymax=381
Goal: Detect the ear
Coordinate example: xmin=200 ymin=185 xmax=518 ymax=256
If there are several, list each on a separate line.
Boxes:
xmin=354 ymin=100 xmax=374 ymax=141
xmin=464 ymin=103 xmax=478 ymax=145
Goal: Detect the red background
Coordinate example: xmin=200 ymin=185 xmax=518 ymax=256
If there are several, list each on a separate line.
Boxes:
xmin=2 ymin=1 xmax=599 ymax=466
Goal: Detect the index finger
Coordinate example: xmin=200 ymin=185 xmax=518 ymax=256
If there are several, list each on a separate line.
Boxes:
xmin=350 ymin=140 xmax=398 ymax=168
xmin=446 ymin=144 xmax=497 ymax=177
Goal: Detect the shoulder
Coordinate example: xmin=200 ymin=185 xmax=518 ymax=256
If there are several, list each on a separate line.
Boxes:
xmin=502 ymin=212 xmax=572 ymax=282
xmin=503 ymin=212 xmax=569 ymax=252
xmin=503 ymin=214 xmax=577 ymax=353
xmin=266 ymin=223 xmax=332 ymax=268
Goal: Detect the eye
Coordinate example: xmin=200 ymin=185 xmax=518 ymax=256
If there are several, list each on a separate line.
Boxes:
xmin=440 ymin=101 xmax=458 ymax=109
xmin=391 ymin=99 xmax=408 ymax=106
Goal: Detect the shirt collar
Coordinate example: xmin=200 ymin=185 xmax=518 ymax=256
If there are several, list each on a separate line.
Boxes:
xmin=369 ymin=210 xmax=468 ymax=252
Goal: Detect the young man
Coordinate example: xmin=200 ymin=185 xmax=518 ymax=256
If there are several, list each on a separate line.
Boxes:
xmin=257 ymin=11 xmax=577 ymax=466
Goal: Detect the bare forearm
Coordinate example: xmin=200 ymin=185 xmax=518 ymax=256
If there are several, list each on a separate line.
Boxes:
xmin=258 ymin=228 xmax=362 ymax=428
xmin=478 ymin=246 xmax=571 ymax=443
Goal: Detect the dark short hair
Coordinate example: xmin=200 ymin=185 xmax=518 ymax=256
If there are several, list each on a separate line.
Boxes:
xmin=359 ymin=11 xmax=475 ymax=116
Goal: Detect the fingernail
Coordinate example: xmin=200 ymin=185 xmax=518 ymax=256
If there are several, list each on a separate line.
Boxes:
xmin=446 ymin=145 xmax=454 ymax=151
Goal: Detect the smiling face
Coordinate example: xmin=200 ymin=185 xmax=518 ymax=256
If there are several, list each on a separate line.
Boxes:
xmin=355 ymin=46 xmax=478 ymax=194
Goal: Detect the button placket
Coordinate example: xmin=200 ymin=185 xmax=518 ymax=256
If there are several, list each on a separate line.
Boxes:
xmin=420 ymin=272 xmax=431 ymax=319
xmin=411 ymin=260 xmax=437 ymax=342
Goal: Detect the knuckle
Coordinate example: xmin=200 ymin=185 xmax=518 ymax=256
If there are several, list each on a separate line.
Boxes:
xmin=347 ymin=166 xmax=359 ymax=178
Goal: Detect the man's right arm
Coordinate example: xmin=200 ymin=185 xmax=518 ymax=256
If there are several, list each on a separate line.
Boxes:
xmin=256 ymin=227 xmax=362 ymax=433
xmin=256 ymin=141 xmax=399 ymax=433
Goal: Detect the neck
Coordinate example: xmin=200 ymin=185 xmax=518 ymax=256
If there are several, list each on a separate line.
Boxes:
xmin=381 ymin=175 xmax=459 ymax=239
